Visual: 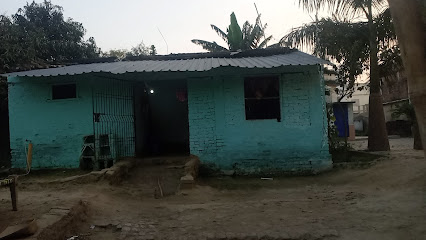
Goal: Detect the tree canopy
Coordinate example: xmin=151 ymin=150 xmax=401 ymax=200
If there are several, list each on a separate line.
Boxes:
xmin=192 ymin=12 xmax=273 ymax=52
xmin=103 ymin=41 xmax=157 ymax=59
xmin=0 ymin=0 xmax=101 ymax=73
xmin=281 ymin=7 xmax=398 ymax=99
xmin=285 ymin=0 xmax=395 ymax=151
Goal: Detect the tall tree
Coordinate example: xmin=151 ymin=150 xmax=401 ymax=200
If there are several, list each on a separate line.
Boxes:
xmin=282 ymin=18 xmax=368 ymax=100
xmin=192 ymin=12 xmax=272 ymax=52
xmin=387 ymin=0 xmax=426 ymax=154
xmin=129 ymin=41 xmax=151 ymax=57
xmin=288 ymin=0 xmax=391 ymax=151
xmin=0 ymin=0 xmax=100 ymax=73
xmin=282 ymin=9 xmax=397 ymax=100
xmin=103 ymin=42 xmax=157 ymax=59
xmin=0 ymin=0 xmax=101 ymax=166
xmin=103 ymin=49 xmax=128 ymax=60
xmin=0 ymin=15 xmax=38 ymax=72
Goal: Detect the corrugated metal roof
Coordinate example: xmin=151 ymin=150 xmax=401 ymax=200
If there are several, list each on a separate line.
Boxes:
xmin=5 ymin=51 xmax=329 ymax=77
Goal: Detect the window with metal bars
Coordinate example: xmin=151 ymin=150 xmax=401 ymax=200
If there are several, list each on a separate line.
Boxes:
xmin=244 ymin=76 xmax=281 ymax=121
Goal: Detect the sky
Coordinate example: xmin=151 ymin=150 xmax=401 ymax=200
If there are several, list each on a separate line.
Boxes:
xmin=1 ymin=0 xmax=323 ymax=55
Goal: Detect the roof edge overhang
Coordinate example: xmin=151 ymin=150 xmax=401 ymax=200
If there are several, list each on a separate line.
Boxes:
xmin=3 ymin=50 xmax=330 ymax=78
xmin=4 ymin=64 xmax=326 ymax=79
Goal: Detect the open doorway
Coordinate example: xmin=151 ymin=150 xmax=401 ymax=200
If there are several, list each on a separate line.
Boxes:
xmin=135 ymin=79 xmax=189 ymax=157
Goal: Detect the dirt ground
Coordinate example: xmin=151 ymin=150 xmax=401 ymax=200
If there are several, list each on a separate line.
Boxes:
xmin=1 ymin=137 xmax=425 ymax=240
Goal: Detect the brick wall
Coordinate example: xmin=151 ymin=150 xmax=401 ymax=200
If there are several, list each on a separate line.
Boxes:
xmin=381 ymin=71 xmax=408 ymax=103
xmin=282 ymin=73 xmax=311 ymax=126
xmin=187 ymin=66 xmax=331 ymax=174
xmin=188 ymin=78 xmax=217 ymax=157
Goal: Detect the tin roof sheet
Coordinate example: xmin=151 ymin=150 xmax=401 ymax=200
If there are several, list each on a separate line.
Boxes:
xmin=5 ymin=50 xmax=329 ymax=77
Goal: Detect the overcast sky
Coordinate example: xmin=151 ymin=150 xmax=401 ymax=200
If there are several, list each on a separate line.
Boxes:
xmin=2 ymin=0 xmax=322 ymax=55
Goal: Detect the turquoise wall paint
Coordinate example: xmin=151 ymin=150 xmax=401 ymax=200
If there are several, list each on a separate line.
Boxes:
xmin=187 ymin=65 xmax=331 ymax=174
xmin=8 ymin=75 xmax=136 ymax=169
xmin=8 ymin=75 xmax=93 ymax=168
xmin=8 ymin=65 xmax=330 ymax=173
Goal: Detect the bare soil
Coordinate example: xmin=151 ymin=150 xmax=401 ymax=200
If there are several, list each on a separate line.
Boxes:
xmin=1 ymin=138 xmax=425 ymax=239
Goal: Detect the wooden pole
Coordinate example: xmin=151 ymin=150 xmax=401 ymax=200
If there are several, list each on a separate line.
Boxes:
xmin=27 ymin=143 xmax=33 ymax=173
xmin=9 ymin=176 xmax=17 ymax=211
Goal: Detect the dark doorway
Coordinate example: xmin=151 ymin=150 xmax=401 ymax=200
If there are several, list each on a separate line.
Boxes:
xmin=135 ymin=79 xmax=189 ymax=156
xmin=0 ymin=77 xmax=10 ymax=169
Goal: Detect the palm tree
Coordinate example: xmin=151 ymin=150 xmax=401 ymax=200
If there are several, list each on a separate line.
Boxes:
xmin=282 ymin=17 xmax=368 ymax=100
xmin=282 ymin=8 xmax=396 ymax=97
xmin=191 ymin=12 xmax=272 ymax=52
xmin=287 ymin=0 xmax=391 ymax=151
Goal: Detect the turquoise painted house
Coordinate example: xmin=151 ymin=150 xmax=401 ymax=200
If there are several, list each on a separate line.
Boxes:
xmin=5 ymin=48 xmax=332 ymax=174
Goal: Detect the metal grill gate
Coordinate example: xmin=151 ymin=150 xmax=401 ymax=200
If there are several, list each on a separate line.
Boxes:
xmin=92 ymin=78 xmax=135 ymax=169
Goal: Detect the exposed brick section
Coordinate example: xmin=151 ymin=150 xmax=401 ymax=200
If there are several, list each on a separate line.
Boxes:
xmin=282 ymin=73 xmax=311 ymax=126
xmin=188 ymin=80 xmax=217 ymax=156
xmin=224 ymin=80 xmax=245 ymax=128
xmin=187 ymin=67 xmax=332 ymax=175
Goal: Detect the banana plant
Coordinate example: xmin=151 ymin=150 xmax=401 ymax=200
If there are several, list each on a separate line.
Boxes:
xmin=192 ymin=12 xmax=272 ymax=52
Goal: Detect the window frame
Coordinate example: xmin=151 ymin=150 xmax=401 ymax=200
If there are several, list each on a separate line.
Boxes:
xmin=243 ymin=75 xmax=281 ymax=121
xmin=51 ymin=83 xmax=77 ymax=100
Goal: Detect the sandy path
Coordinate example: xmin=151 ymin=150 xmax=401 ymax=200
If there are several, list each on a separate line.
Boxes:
xmin=1 ymin=137 xmax=425 ymax=239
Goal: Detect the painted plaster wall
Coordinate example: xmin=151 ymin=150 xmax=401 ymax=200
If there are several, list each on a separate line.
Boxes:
xmin=8 ymin=66 xmax=330 ymax=172
xmin=188 ymin=66 xmax=331 ymax=174
xmin=8 ymin=75 xmax=136 ymax=169
xmin=8 ymin=76 xmax=93 ymax=168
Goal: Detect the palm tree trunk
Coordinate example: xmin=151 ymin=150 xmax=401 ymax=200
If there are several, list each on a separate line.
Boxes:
xmin=367 ymin=2 xmax=390 ymax=151
xmin=412 ymin=103 xmax=426 ymax=152
xmin=412 ymin=122 xmax=423 ymax=150
xmin=387 ymin=0 xmax=426 ymax=155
